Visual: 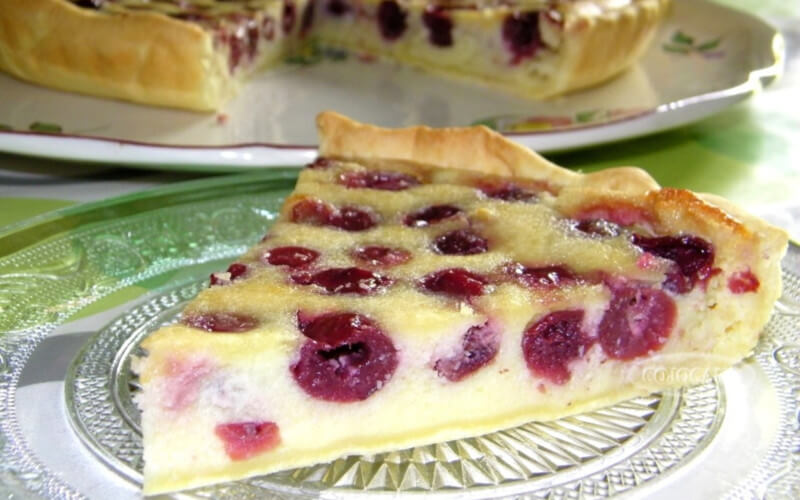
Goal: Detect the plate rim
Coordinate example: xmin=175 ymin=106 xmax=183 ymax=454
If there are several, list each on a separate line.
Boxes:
xmin=0 ymin=0 xmax=785 ymax=172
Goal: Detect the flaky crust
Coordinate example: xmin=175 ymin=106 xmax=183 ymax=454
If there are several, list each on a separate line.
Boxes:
xmin=551 ymin=0 xmax=670 ymax=96
xmin=0 ymin=0 xmax=231 ymax=110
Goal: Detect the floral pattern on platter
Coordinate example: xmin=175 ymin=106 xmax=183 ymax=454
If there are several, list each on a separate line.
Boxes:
xmin=662 ymin=30 xmax=725 ymax=59
xmin=472 ymin=108 xmax=648 ymax=133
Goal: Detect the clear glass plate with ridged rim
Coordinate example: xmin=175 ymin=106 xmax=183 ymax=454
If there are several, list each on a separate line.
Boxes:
xmin=0 ymin=169 xmax=798 ymax=499
xmin=0 ymin=0 xmax=784 ymax=171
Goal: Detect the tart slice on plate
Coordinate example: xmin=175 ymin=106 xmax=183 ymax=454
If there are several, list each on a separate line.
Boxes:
xmin=0 ymin=0 xmax=669 ymax=110
xmin=133 ymin=112 xmax=787 ymax=494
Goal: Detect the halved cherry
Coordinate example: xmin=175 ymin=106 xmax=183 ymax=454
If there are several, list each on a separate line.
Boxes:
xmin=522 ymin=310 xmax=590 ymax=384
xmin=215 ymin=421 xmax=281 ymax=460
xmin=291 ymin=312 xmax=398 ymax=401
xmin=352 ymin=246 xmax=411 ymax=267
xmin=182 ymin=312 xmax=259 ymax=333
xmin=339 ymin=170 xmax=420 ymax=191
xmin=598 ymin=287 xmax=676 ymax=360
xmin=632 ymin=234 xmax=716 ymax=294
xmin=421 ymin=268 xmax=487 ymax=299
xmin=434 ymin=321 xmax=499 ymax=381
xmin=405 ymin=205 xmax=461 ymax=227
xmin=433 ymin=229 xmax=488 ymax=255
xmin=263 ymin=246 xmax=320 ymax=269
xmin=292 ymin=267 xmax=393 ymax=295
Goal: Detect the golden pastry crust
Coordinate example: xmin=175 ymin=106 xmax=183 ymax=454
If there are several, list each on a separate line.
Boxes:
xmin=0 ymin=0 xmax=230 ymax=110
xmin=0 ymin=0 xmax=669 ymax=110
xmin=553 ymin=0 xmax=670 ymax=96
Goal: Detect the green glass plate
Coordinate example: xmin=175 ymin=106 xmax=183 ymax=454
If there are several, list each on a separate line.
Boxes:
xmin=0 ymin=169 xmax=798 ymax=499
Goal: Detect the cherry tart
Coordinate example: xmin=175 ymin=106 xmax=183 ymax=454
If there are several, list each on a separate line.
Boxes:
xmin=1 ymin=0 xmax=668 ymax=110
xmin=134 ymin=112 xmax=787 ymax=494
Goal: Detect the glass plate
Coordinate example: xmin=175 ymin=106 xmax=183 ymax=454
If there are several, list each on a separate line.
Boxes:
xmin=0 ymin=0 xmax=783 ymax=170
xmin=0 ymin=170 xmax=798 ymax=499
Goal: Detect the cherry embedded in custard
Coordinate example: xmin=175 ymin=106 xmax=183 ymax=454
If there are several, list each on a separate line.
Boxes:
xmin=339 ymin=170 xmax=420 ymax=191
xmin=506 ymin=263 xmax=577 ymax=289
xmin=182 ymin=312 xmax=259 ymax=333
xmin=334 ymin=206 xmax=379 ymax=231
xmin=433 ymin=229 xmax=488 ymax=255
xmin=632 ymin=234 xmax=715 ymax=294
xmin=292 ymin=267 xmax=393 ymax=295
xmin=728 ymin=270 xmax=759 ymax=294
xmin=215 ymin=421 xmax=281 ymax=460
xmin=210 ymin=262 xmax=249 ymax=286
xmin=291 ymin=312 xmax=398 ymax=401
xmin=502 ymin=12 xmax=542 ymax=64
xmin=574 ymin=219 xmax=621 ymax=238
xmin=352 ymin=245 xmax=411 ymax=267
xmin=327 ymin=0 xmax=350 ymax=15
xmin=481 ymin=183 xmax=537 ymax=202
xmin=421 ymin=268 xmax=487 ymax=299
xmin=377 ymin=0 xmax=408 ymax=40
xmin=434 ymin=322 xmax=499 ymax=381
xmin=300 ymin=0 xmax=314 ymax=35
xmin=422 ymin=8 xmax=453 ymax=47
xmin=264 ymin=246 xmax=320 ymax=269
xmin=598 ymin=287 xmax=676 ymax=360
xmin=522 ymin=310 xmax=589 ymax=385
xmin=291 ymin=199 xmax=335 ymax=226
xmin=283 ymin=0 xmax=296 ymax=33
xmin=405 ymin=204 xmax=462 ymax=227
xmin=291 ymin=199 xmax=378 ymax=231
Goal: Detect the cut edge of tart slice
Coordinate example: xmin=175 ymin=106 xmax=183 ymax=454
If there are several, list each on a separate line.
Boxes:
xmin=134 ymin=112 xmax=788 ymax=495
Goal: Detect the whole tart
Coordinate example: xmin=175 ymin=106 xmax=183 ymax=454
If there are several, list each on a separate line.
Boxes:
xmin=0 ymin=0 xmax=669 ymax=110
xmin=133 ymin=112 xmax=788 ymax=494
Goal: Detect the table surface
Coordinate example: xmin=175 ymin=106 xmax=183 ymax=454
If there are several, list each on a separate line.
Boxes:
xmin=1 ymin=0 xmax=798 ymax=241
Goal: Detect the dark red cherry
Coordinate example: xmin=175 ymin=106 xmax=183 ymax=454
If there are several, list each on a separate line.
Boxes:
xmin=522 ymin=310 xmax=589 ymax=384
xmin=264 ymin=246 xmax=320 ymax=268
xmin=422 ymin=7 xmax=453 ymax=47
xmin=292 ymin=267 xmax=393 ymax=295
xmin=502 ymin=12 xmax=542 ymax=64
xmin=574 ymin=219 xmax=621 ymax=238
xmin=327 ymin=0 xmax=350 ymax=15
xmin=377 ymin=0 xmax=407 ymax=40
xmin=291 ymin=312 xmax=398 ymax=402
xmin=352 ymin=246 xmax=411 ymax=267
xmin=291 ymin=199 xmax=378 ymax=231
xmin=283 ymin=0 xmax=296 ymax=33
xmin=215 ymin=421 xmax=281 ymax=460
xmin=433 ymin=229 xmax=488 ymax=255
xmin=300 ymin=0 xmax=314 ymax=35
xmin=405 ymin=204 xmax=462 ymax=227
xmin=291 ymin=199 xmax=335 ymax=226
xmin=434 ymin=322 xmax=499 ymax=381
xmin=480 ymin=183 xmax=537 ymax=202
xmin=210 ymin=262 xmax=249 ymax=286
xmin=298 ymin=312 xmax=377 ymax=346
xmin=632 ymin=234 xmax=715 ymax=294
xmin=598 ymin=287 xmax=676 ymax=360
xmin=421 ymin=268 xmax=487 ymax=299
xmin=182 ymin=312 xmax=258 ymax=333
xmin=334 ymin=206 xmax=379 ymax=231
xmin=339 ymin=170 xmax=420 ymax=191
xmin=506 ymin=263 xmax=577 ymax=289
xmin=728 ymin=270 xmax=759 ymax=294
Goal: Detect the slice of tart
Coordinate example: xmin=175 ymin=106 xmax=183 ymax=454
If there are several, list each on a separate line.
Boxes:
xmin=133 ymin=112 xmax=787 ymax=494
xmin=0 ymin=0 xmax=668 ymax=110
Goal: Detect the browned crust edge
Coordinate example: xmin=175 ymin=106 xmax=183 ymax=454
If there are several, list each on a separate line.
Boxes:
xmin=555 ymin=0 xmax=670 ymax=96
xmin=316 ymin=110 xmax=788 ymax=255
xmin=0 ymin=0 xmax=230 ymax=111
